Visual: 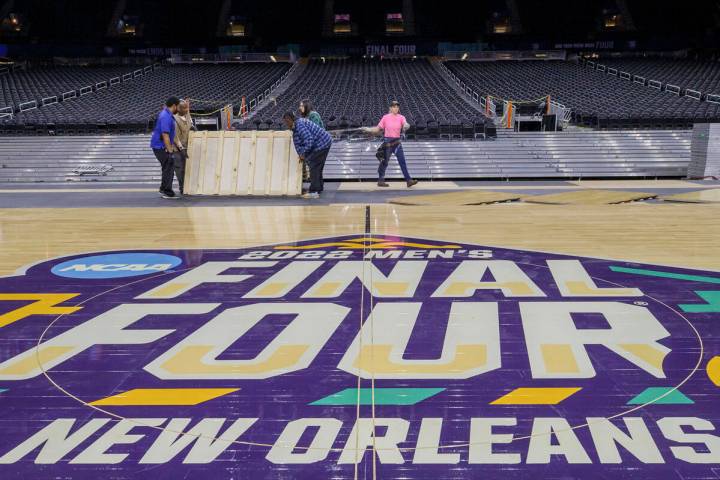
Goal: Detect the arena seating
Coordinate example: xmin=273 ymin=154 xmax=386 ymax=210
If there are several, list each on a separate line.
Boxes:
xmin=240 ymin=58 xmax=490 ymax=137
xmin=3 ymin=57 xmax=718 ymax=136
xmin=0 ymin=66 xmax=138 ymax=109
xmin=0 ymin=63 xmax=291 ymax=134
xmin=444 ymin=60 xmax=720 ymax=129
xmin=596 ymin=58 xmax=720 ymax=96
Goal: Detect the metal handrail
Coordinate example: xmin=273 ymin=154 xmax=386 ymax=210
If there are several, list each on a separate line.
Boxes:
xmin=666 ymin=84 xmax=681 ymax=95
xmin=685 ymin=89 xmax=702 ymax=100
xmin=19 ymin=100 xmax=37 ymax=111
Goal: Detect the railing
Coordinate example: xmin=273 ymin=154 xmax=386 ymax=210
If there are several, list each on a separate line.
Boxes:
xmin=6 ymin=63 xmax=160 ymax=120
xmin=19 ymin=100 xmax=37 ymax=112
xmin=444 ymin=50 xmax=567 ymax=62
xmin=549 ymin=101 xmax=572 ymax=127
xmin=444 ymin=56 xmax=572 ymax=130
xmin=238 ymin=61 xmax=298 ymax=122
xmin=581 ymin=57 xmax=720 ymax=105
xmin=438 ymin=61 xmax=501 ymax=122
xmin=685 ymin=89 xmax=702 ymax=100
xmin=666 ymin=84 xmax=681 ymax=95
xmin=170 ymin=53 xmax=291 ymax=64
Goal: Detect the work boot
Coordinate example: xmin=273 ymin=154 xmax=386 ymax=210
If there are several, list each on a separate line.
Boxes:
xmin=406 ymin=179 xmax=418 ymax=188
xmin=377 ymin=181 xmax=390 ymax=187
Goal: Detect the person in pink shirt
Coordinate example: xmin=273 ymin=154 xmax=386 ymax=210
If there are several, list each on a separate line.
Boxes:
xmin=363 ymin=100 xmax=418 ymax=188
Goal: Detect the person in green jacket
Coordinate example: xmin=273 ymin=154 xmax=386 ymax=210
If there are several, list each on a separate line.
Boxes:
xmin=299 ymin=99 xmax=324 ymax=128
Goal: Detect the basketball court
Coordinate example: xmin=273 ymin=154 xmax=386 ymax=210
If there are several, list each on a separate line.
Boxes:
xmin=1 ymin=181 xmax=719 ymax=478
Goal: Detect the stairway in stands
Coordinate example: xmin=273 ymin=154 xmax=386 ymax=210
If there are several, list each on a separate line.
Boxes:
xmin=0 ymin=130 xmax=691 ymax=184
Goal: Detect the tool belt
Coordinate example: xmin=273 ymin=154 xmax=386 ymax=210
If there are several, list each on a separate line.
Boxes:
xmin=375 ymin=139 xmax=401 ymax=162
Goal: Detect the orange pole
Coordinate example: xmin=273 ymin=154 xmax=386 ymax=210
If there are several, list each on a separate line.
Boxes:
xmin=546 ymin=95 xmax=551 ymax=114
xmin=506 ymin=101 xmax=513 ymax=128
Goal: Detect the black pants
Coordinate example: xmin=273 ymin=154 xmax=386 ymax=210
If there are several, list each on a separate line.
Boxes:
xmin=306 ymin=147 xmax=330 ymax=193
xmin=173 ymin=150 xmax=186 ymax=194
xmin=153 ymin=148 xmax=175 ymax=194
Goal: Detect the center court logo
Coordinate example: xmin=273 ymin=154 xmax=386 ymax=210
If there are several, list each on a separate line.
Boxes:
xmin=50 ymin=252 xmax=182 ymax=279
xmin=0 ymin=235 xmax=718 ymax=479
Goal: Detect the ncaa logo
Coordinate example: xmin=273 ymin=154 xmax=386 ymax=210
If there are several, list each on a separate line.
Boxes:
xmin=50 ymin=252 xmax=182 ymax=279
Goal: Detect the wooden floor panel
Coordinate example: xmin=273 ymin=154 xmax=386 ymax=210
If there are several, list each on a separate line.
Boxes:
xmin=388 ymin=191 xmax=525 ymax=206
xmin=522 ymin=189 xmax=657 ymax=205
xmin=662 ymin=188 xmax=720 ymax=203
xmin=2 ymin=203 xmax=719 ymax=273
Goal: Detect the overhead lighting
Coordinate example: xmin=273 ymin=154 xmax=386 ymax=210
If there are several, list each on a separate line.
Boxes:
xmin=269 ymin=55 xmax=277 ymax=62
xmin=461 ymin=53 xmax=469 ymax=61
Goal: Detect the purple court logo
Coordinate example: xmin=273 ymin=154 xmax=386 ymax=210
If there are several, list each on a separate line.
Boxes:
xmin=0 ymin=235 xmax=718 ymax=479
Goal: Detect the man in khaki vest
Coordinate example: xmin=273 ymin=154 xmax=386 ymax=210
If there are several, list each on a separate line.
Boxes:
xmin=172 ymin=99 xmax=193 ymax=195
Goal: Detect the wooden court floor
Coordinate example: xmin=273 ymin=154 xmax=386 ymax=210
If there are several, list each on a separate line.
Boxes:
xmin=1 ymin=201 xmax=720 ymax=479
xmin=1 ymin=202 xmax=720 ymax=273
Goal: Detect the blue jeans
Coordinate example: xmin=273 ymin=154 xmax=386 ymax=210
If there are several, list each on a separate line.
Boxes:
xmin=378 ymin=137 xmax=411 ymax=181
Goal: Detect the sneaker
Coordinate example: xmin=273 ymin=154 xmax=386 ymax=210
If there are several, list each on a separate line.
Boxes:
xmin=161 ymin=191 xmax=178 ymax=199
xmin=377 ymin=181 xmax=390 ymax=187
xmin=302 ymin=192 xmax=320 ymax=199
xmin=406 ymin=179 xmax=419 ymax=188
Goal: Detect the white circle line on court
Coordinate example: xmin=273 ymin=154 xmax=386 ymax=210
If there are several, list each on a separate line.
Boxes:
xmin=31 ymin=241 xmax=704 ymax=454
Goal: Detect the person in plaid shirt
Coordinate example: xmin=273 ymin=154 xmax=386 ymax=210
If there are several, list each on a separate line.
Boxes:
xmin=283 ymin=111 xmax=332 ymax=199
